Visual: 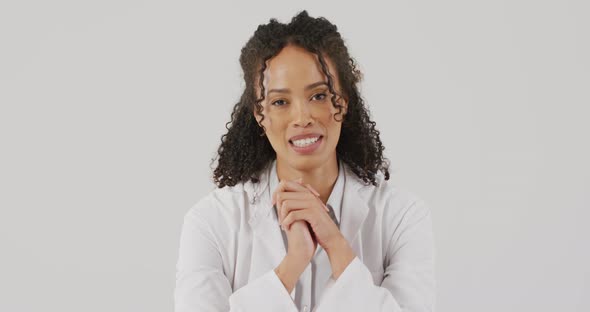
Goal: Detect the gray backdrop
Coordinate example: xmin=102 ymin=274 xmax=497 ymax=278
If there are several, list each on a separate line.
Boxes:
xmin=1 ymin=0 xmax=588 ymax=311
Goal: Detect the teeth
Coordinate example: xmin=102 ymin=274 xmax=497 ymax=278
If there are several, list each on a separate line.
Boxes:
xmin=292 ymin=136 xmax=320 ymax=147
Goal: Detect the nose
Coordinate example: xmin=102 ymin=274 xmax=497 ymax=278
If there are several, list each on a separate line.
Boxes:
xmin=292 ymin=100 xmax=313 ymax=128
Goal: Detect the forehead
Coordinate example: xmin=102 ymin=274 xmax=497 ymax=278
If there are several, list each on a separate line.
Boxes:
xmin=262 ymin=45 xmax=337 ymax=89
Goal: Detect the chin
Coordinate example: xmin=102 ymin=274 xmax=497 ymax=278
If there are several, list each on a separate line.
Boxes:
xmin=285 ymin=154 xmax=328 ymax=171
xmin=290 ymin=159 xmax=319 ymax=171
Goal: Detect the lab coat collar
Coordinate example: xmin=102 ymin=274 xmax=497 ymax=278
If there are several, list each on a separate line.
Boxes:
xmin=244 ymin=159 xmax=372 ymax=256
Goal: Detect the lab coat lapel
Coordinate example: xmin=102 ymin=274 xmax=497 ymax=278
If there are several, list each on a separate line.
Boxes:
xmin=339 ymin=164 xmax=370 ymax=255
xmin=245 ymin=164 xmax=287 ymax=279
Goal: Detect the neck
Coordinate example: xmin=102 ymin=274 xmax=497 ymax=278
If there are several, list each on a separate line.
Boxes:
xmin=275 ymin=155 xmax=339 ymax=205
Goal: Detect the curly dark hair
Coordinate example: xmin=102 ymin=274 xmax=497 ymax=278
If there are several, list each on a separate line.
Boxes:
xmin=210 ymin=10 xmax=390 ymax=188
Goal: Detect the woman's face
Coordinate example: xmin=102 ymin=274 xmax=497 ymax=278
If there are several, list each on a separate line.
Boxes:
xmin=254 ymin=44 xmax=347 ymax=171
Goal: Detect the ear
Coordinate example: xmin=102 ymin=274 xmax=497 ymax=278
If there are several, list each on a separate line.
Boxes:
xmin=253 ymin=111 xmax=261 ymax=125
xmin=341 ymin=97 xmax=348 ymax=116
xmin=254 ymin=106 xmax=268 ymax=128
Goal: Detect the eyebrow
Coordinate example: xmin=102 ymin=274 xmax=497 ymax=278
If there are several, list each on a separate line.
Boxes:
xmin=267 ymin=81 xmax=328 ymax=96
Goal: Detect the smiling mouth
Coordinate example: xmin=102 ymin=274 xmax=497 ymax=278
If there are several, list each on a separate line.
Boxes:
xmin=288 ymin=135 xmax=323 ymax=145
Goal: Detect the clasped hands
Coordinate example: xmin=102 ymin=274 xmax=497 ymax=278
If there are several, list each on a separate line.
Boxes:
xmin=271 ymin=177 xmax=356 ymax=288
xmin=272 ymin=177 xmax=343 ymax=251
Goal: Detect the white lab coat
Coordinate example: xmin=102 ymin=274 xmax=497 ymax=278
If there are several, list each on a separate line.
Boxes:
xmin=175 ymin=161 xmax=436 ymax=311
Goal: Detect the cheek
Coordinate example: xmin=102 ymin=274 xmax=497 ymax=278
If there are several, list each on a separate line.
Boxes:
xmin=263 ymin=114 xmax=281 ymax=132
xmin=325 ymin=113 xmax=343 ymax=138
xmin=258 ymin=109 xmax=275 ymax=128
xmin=261 ymin=116 xmax=285 ymax=143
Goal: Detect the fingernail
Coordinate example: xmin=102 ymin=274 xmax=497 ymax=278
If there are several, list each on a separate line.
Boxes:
xmin=308 ymin=186 xmax=320 ymax=197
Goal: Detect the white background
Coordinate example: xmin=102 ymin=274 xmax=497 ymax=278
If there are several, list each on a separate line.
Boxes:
xmin=1 ymin=1 xmax=588 ymax=311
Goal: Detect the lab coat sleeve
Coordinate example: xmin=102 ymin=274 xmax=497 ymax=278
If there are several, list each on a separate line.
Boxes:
xmin=315 ymin=199 xmax=436 ymax=312
xmin=174 ymin=202 xmax=298 ymax=312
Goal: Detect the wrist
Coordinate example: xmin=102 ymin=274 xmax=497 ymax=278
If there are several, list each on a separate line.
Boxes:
xmin=324 ymin=233 xmax=348 ymax=253
xmin=325 ymin=235 xmax=355 ymax=280
xmin=274 ymin=255 xmax=307 ymax=293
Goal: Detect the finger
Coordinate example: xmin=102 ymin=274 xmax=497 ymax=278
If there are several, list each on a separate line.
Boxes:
xmin=282 ymin=210 xmax=310 ymax=231
xmin=280 ymin=199 xmax=313 ymax=223
xmin=280 ymin=179 xmax=310 ymax=192
xmin=305 ymin=186 xmax=330 ymax=213
xmin=276 ymin=192 xmax=313 ymax=204
xmin=321 ymin=201 xmax=330 ymax=213
xmin=284 ymin=210 xmax=318 ymax=231
xmin=302 ymin=183 xmax=320 ymax=197
xmin=289 ymin=178 xmax=319 ymax=197
xmin=294 ymin=182 xmax=328 ymax=213
xmin=280 ymin=199 xmax=304 ymax=223
xmin=272 ymin=179 xmax=306 ymax=206
xmin=305 ymin=184 xmax=330 ymax=212
xmin=275 ymin=192 xmax=314 ymax=219
xmin=275 ymin=185 xmax=329 ymax=215
xmin=272 ymin=179 xmax=310 ymax=205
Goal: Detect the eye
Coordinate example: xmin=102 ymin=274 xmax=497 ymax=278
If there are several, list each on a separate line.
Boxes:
xmin=312 ymin=93 xmax=327 ymax=101
xmin=271 ymin=99 xmax=287 ymax=106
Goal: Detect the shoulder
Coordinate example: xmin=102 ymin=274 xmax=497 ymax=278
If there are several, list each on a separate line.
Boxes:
xmin=184 ymin=163 xmax=272 ymax=227
xmin=183 ymin=182 xmax=253 ymax=229
xmin=359 ymin=170 xmax=432 ymax=222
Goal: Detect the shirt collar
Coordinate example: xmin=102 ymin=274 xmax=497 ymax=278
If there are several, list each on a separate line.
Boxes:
xmin=268 ymin=158 xmax=345 ymax=226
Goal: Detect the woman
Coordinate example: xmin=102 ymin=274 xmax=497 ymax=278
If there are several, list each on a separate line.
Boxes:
xmin=175 ymin=10 xmax=435 ymax=312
